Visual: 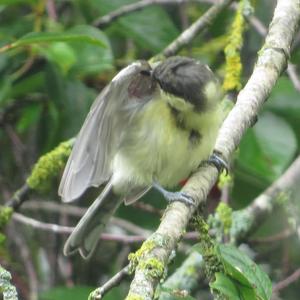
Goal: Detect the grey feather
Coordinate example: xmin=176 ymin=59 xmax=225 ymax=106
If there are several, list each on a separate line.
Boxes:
xmin=63 ymin=180 xmax=122 ymax=259
xmin=59 ymin=61 xmax=155 ymax=202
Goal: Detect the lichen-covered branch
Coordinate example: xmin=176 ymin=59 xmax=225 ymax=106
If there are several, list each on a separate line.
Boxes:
xmin=159 ymin=251 xmax=204 ymax=300
xmin=6 ymin=138 xmax=75 ymax=210
xmin=126 ymin=0 xmax=300 ymax=298
xmin=156 ymin=154 xmax=300 ymax=297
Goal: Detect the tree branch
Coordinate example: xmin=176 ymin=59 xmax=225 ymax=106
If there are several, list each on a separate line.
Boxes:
xmin=126 ymin=0 xmax=300 ymax=298
xmin=156 ymin=153 xmax=300 ymax=298
xmin=93 ymin=0 xmax=213 ymax=28
xmin=161 ymin=0 xmax=234 ymax=57
xmin=230 ymin=155 xmax=300 ymax=243
xmin=89 ymin=266 xmax=130 ymax=300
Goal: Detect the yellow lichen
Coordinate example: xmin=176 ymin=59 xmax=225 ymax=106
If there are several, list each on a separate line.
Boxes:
xmin=139 ymin=258 xmax=164 ymax=279
xmin=26 ymin=138 xmax=74 ymax=192
xmin=222 ymin=0 xmax=246 ymax=92
xmin=216 ymin=202 xmax=232 ymax=235
xmin=217 ymin=172 xmax=232 ymax=190
xmin=192 ymin=216 xmax=223 ymax=280
xmin=128 ymin=240 xmax=156 ymax=273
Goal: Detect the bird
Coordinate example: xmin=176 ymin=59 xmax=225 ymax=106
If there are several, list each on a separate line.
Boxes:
xmin=59 ymin=56 xmax=224 ymax=259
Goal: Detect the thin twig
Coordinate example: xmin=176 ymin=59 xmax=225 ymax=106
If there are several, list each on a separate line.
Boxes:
xmin=46 ymin=0 xmax=57 ymax=21
xmin=12 ymin=212 xmax=199 ymax=243
xmin=249 ymin=228 xmax=294 ymax=244
xmin=22 ymin=200 xmax=151 ymax=236
xmin=93 ymin=0 xmax=211 ymax=28
xmin=161 ymin=0 xmax=234 ymax=57
xmin=12 ymin=229 xmax=39 ymax=300
xmin=89 ymin=266 xmax=130 ymax=300
xmin=7 ymin=184 xmax=31 ymax=210
xmin=273 ymin=268 xmax=300 ymax=292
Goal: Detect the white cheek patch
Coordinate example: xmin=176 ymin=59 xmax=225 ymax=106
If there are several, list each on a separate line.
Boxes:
xmin=204 ymin=81 xmax=221 ymax=103
xmin=112 ymin=62 xmax=141 ymax=82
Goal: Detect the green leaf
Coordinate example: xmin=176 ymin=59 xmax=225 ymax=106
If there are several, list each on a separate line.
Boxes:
xmin=264 ymin=77 xmax=300 ymax=143
xmin=88 ymin=0 xmax=179 ymax=52
xmin=40 ymin=286 xmax=94 ymax=300
xmin=16 ymin=103 xmax=42 ymax=133
xmin=211 ymin=273 xmax=246 ymax=300
xmin=67 ymin=25 xmax=113 ymax=76
xmin=9 ymin=72 xmax=45 ymax=99
xmin=38 ymin=42 xmax=77 ymax=74
xmin=238 ymin=111 xmax=297 ymax=182
xmin=216 ymin=244 xmax=272 ymax=300
xmin=0 ymin=78 xmax=12 ymax=106
xmin=9 ymin=26 xmax=107 ymax=50
xmin=0 ymin=0 xmax=36 ymax=4
xmin=266 ymin=77 xmax=300 ymax=118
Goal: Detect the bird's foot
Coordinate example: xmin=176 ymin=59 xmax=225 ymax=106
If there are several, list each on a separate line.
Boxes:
xmin=153 ymin=182 xmax=195 ymax=207
xmin=207 ymin=152 xmax=229 ymax=174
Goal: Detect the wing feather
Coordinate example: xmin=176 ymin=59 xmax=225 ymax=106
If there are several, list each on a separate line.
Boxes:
xmin=59 ymin=62 xmax=151 ymax=202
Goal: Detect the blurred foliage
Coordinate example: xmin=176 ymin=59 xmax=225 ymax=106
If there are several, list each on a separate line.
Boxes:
xmin=0 ymin=0 xmax=299 ymax=300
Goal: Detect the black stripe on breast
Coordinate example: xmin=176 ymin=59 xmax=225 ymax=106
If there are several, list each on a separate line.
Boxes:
xmin=189 ymin=129 xmax=202 ymax=145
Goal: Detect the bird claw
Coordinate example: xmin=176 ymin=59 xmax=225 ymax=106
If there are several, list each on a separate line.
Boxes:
xmin=207 ymin=152 xmax=229 ymax=175
xmin=153 ymin=182 xmax=195 ymax=207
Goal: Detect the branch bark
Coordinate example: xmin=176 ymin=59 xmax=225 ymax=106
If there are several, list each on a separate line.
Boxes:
xmin=161 ymin=0 xmax=234 ymax=57
xmin=126 ymin=0 xmax=300 ymax=298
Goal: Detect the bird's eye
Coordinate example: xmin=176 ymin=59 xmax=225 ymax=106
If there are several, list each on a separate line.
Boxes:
xmin=140 ymin=69 xmax=152 ymax=76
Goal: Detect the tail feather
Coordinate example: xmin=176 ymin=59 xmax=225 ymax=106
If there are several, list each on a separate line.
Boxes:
xmin=63 ymin=181 xmax=122 ymax=259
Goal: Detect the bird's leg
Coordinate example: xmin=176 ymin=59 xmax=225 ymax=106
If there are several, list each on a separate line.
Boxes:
xmin=207 ymin=151 xmax=229 ymax=174
xmin=152 ymin=182 xmax=195 ymax=207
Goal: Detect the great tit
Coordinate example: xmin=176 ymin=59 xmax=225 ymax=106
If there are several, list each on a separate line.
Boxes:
xmin=59 ymin=56 xmax=223 ymax=259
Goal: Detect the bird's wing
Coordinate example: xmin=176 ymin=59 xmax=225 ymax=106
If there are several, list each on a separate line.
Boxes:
xmin=59 ymin=61 xmax=155 ymax=202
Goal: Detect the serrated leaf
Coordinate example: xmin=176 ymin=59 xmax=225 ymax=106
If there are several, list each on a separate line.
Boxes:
xmin=216 ymin=244 xmax=272 ymax=300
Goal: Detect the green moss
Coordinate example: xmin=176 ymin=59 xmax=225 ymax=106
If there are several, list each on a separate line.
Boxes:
xmin=192 ymin=216 xmax=223 ymax=280
xmin=139 ymin=258 xmax=164 ymax=279
xmin=128 ymin=239 xmax=156 ymax=273
xmin=0 ymin=206 xmax=13 ymax=230
xmin=222 ymin=0 xmax=246 ymax=92
xmin=217 ymin=173 xmax=232 ymax=190
xmin=26 ymin=138 xmax=74 ymax=192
